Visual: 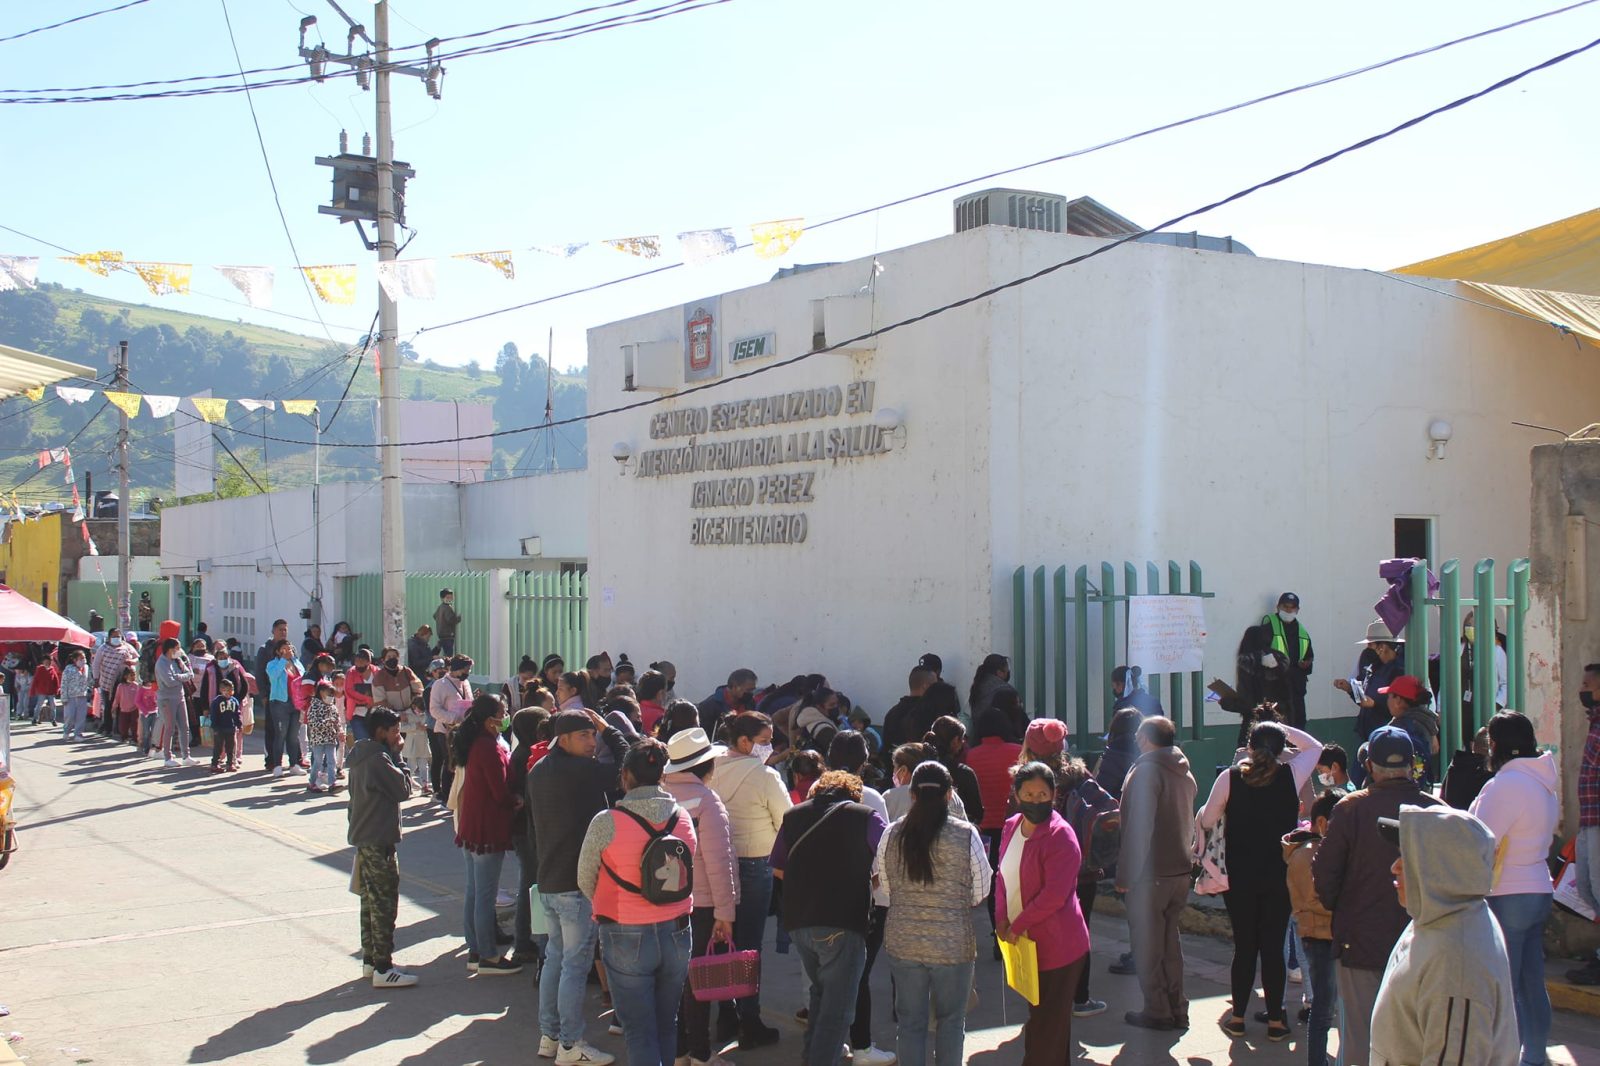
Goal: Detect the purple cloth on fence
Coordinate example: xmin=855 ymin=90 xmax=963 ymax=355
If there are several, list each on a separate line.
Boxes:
xmin=1375 ymin=558 xmax=1439 ymax=636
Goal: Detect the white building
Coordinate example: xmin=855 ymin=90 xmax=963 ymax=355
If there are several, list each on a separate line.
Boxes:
xmin=584 ymin=192 xmax=1600 ymax=739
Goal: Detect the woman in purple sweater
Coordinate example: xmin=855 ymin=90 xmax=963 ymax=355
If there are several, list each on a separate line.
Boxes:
xmin=995 ymin=762 xmax=1091 ymax=1066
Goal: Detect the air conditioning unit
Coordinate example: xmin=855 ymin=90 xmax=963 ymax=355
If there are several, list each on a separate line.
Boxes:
xmin=622 ymin=341 xmax=679 ymax=392
xmin=954 ymin=188 xmax=1067 ymax=234
xmin=809 ymin=294 xmax=876 ymax=354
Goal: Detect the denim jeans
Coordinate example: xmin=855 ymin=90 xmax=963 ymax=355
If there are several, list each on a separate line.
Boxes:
xmin=1575 ymin=827 xmax=1600 ymax=916
xmin=461 ymin=849 xmax=505 ymax=957
xmin=349 ymin=716 xmax=369 ymax=742
xmin=31 ymin=694 xmax=57 ymax=724
xmin=266 ymin=700 xmax=301 ymax=769
xmin=792 ymin=926 xmax=867 ymax=1066
xmin=309 ymin=743 xmax=338 ymax=789
xmin=540 ymin=890 xmax=599 ymax=1045
xmin=139 ymin=711 xmax=159 ymax=755
xmin=888 ymin=955 xmax=972 ymax=1066
xmin=61 ymin=697 xmax=89 ymax=738
xmin=1488 ymin=892 xmax=1553 ymax=1065
xmin=1301 ymin=937 xmax=1339 ymax=1066
xmin=600 ymin=917 xmax=692 ymax=1066
xmin=731 ymin=856 xmax=774 ymax=1020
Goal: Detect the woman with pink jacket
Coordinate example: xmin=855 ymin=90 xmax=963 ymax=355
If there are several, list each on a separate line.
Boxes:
xmin=995 ymin=761 xmax=1091 ymax=1066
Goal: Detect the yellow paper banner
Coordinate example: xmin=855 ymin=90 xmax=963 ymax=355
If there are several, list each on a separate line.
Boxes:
xmin=302 ymin=264 xmax=359 ymax=306
xmin=60 ymin=250 xmax=125 ymax=277
xmin=23 ymin=386 xmax=44 ymax=402
xmin=127 ymin=261 xmax=193 ymax=296
xmin=751 ymin=218 xmax=804 ymax=260
xmin=452 ymin=251 xmax=515 ymax=280
xmin=281 ymin=399 xmax=318 ymax=416
xmin=190 ymin=397 xmax=229 ymax=424
xmin=103 ymin=391 xmax=142 ymax=418
xmin=603 ymin=236 xmax=661 ymax=259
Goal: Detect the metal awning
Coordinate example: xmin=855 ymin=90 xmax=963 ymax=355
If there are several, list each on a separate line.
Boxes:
xmin=0 ymin=343 xmax=95 ymax=399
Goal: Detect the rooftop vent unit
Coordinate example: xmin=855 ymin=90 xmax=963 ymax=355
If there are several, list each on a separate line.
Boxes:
xmin=954 ymin=189 xmax=1066 ymax=234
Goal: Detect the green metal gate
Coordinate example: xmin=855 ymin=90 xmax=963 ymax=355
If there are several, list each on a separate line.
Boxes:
xmin=507 ymin=569 xmax=588 ymax=672
xmin=1012 ymin=561 xmax=1213 ymax=744
xmin=1401 ymin=558 xmax=1530 ymax=760
xmin=338 ymin=571 xmax=491 ymax=665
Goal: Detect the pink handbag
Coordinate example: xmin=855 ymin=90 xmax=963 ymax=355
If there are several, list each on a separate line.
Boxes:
xmin=687 ymin=941 xmax=760 ymax=1003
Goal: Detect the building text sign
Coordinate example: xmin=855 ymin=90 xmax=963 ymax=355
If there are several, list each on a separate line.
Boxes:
xmin=636 ymin=380 xmax=893 ymax=545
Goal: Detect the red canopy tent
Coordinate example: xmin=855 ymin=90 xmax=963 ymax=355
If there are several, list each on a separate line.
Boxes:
xmin=0 ymin=585 xmax=93 ymax=646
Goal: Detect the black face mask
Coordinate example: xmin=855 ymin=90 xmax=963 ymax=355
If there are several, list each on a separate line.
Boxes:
xmin=384 ymin=659 xmax=399 ymax=671
xmin=1583 ymin=691 xmax=1597 ymax=710
xmin=1019 ymin=801 xmax=1054 ymax=825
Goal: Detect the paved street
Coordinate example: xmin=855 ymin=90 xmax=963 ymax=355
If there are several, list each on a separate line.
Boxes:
xmin=5 ymin=724 xmax=1600 ymax=1065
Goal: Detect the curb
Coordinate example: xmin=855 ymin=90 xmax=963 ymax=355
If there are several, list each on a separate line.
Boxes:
xmin=1549 ymin=978 xmax=1600 ymax=1018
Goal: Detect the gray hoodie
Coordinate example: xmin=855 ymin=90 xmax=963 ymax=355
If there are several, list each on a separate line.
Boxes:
xmin=346 ymin=739 xmax=413 ymax=847
xmin=1369 ymin=805 xmax=1519 ymax=1066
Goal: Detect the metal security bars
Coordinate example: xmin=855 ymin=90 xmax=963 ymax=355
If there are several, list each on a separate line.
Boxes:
xmin=506 ymin=569 xmax=588 ymax=675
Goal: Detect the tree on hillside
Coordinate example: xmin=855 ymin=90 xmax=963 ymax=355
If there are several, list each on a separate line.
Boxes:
xmin=466 ymin=359 xmax=481 ymax=379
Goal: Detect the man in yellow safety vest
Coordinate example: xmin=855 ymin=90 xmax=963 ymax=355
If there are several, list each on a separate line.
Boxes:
xmin=1261 ymin=592 xmax=1314 ymax=727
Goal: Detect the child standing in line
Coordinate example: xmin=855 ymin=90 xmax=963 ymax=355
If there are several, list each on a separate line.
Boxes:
xmin=402 ymin=695 xmax=430 ymax=779
xmin=1283 ymin=786 xmax=1345 ymax=1066
xmin=306 ymin=680 xmax=343 ymax=793
xmin=113 ymin=666 xmax=141 ymax=744
xmin=210 ymin=678 xmax=244 ymax=773
xmin=332 ymin=671 xmax=350 ymax=777
xmin=136 ymin=676 xmax=159 ymax=757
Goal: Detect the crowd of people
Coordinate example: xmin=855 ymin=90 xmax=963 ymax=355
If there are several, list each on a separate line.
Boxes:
xmin=7 ymin=590 xmax=1579 ymax=1066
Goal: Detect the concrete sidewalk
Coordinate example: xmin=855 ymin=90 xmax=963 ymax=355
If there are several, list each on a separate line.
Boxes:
xmin=4 ymin=722 xmax=1600 ymax=1065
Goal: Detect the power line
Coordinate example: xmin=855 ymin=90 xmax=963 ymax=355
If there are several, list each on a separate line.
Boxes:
xmin=0 ymin=0 xmax=153 ymax=46
xmin=217 ymin=31 xmax=1600 ymax=450
xmin=414 ymin=0 xmax=1600 ymax=337
xmin=0 ymin=0 xmax=736 ymax=104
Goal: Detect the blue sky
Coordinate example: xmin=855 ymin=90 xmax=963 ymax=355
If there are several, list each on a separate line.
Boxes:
xmin=1 ymin=0 xmax=1596 ymax=370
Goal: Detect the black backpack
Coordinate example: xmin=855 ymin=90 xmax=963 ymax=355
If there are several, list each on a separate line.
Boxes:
xmin=602 ymin=807 xmax=694 ymax=905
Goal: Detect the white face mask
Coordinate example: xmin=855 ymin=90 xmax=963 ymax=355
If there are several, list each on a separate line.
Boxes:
xmin=1260 ymin=652 xmax=1277 ymax=667
xmin=751 ymin=742 xmax=773 ymax=762
xmin=1317 ymin=771 xmax=1335 ymax=787
xmin=1279 ymin=610 xmax=1297 ymax=624
xmin=108 ymin=637 xmax=122 ymax=646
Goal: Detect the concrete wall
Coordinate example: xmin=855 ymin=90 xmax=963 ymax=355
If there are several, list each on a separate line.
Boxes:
xmin=1529 ymin=440 xmax=1600 ymax=837
xmin=460 ymin=472 xmax=587 ymax=566
xmin=987 ymin=226 xmax=1600 ymax=732
xmin=585 ymin=224 xmax=1600 ymax=720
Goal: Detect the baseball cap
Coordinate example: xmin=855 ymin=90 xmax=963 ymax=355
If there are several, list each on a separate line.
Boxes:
xmin=1024 ymin=717 xmax=1067 ymax=757
xmin=1366 ymin=725 xmax=1415 ymax=769
xmin=1277 ymin=592 xmax=1300 ymax=608
xmin=1377 ymin=675 xmax=1428 ymax=703
xmin=428 ymin=657 xmax=447 ymax=672
xmin=550 ymin=710 xmax=594 ymax=736
xmin=917 ymin=653 xmax=943 ymax=674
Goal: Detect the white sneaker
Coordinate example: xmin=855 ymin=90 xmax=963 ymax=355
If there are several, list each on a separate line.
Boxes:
xmin=1288 ymin=967 xmax=1303 ymax=984
xmin=288 ymin=765 xmax=306 ymax=776
xmin=555 ymin=1042 xmax=615 ymax=1065
xmin=371 ymin=968 xmax=418 ymax=988
xmin=164 ymin=757 xmax=179 ymax=768
xmin=183 ymin=756 xmax=201 ymax=766
xmin=853 ymin=1047 xmax=897 ymax=1066
xmin=272 ymin=766 xmax=284 ymax=779
xmin=538 ymin=1035 xmax=559 ymax=1059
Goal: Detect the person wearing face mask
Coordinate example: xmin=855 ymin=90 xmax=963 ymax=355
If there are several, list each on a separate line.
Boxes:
xmin=710 ymin=711 xmax=790 ymax=1048
xmin=924 ymin=716 xmax=984 ymax=827
xmin=1314 ymin=744 xmax=1349 ymax=792
xmin=1565 ymin=664 xmax=1600 ymax=986
xmin=995 ymin=761 xmax=1090 ymax=1064
xmin=1261 ymin=593 xmax=1314 ymax=728
xmin=372 ymin=646 xmax=424 ymax=742
xmin=1333 ymin=621 xmax=1406 ymax=788
xmin=93 ymin=628 xmax=139 ymax=738
xmin=196 ymin=640 xmax=250 ymax=729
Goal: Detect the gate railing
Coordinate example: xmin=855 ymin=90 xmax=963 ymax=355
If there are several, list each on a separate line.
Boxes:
xmin=506 ymin=569 xmax=588 ymax=674
xmin=338 ymin=570 xmax=491 ymax=666
xmin=1012 ymin=561 xmax=1213 ymax=744
xmin=1402 ymin=558 xmax=1530 ymax=760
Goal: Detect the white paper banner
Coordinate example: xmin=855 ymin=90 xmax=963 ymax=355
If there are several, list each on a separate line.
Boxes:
xmin=1127 ymin=595 xmax=1209 ymax=676
xmin=529 ymin=242 xmax=587 ymax=259
xmin=238 ymin=399 xmax=277 ymax=413
xmin=375 ymin=259 xmax=438 ymax=301
xmin=144 ymin=395 xmax=181 ymax=418
xmin=214 ymin=265 xmax=275 ymax=309
xmin=55 ymin=386 xmax=94 ymax=404
xmin=678 ymin=228 xmax=737 ymax=266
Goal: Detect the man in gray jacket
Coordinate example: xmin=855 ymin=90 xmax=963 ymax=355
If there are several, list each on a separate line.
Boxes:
xmin=1115 ymin=716 xmax=1197 ymax=1031
xmin=1370 ymin=805 xmax=1518 ymax=1065
xmin=347 ymin=708 xmax=416 ymax=988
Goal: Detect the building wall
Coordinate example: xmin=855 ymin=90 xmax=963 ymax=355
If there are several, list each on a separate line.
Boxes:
xmin=987 ymin=226 xmax=1600 ymax=731
xmin=460 ymin=472 xmax=587 ymax=565
xmin=586 ymin=231 xmax=995 ymax=710
xmin=0 ymin=513 xmax=65 ymax=612
xmin=585 ymin=225 xmax=1600 ymax=719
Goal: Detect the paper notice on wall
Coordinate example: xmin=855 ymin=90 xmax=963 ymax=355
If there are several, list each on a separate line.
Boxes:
xmin=1127 ymin=595 xmax=1208 ymax=675
xmin=601 ymin=587 xmax=615 ymax=608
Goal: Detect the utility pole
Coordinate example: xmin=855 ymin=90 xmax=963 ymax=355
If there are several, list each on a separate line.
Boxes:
xmin=114 ymin=339 xmax=131 ymax=632
xmin=301 ymin=0 xmax=440 ymax=655
xmin=310 ymin=406 xmax=323 ymax=630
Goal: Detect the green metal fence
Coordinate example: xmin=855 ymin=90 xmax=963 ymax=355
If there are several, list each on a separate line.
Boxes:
xmin=338 ymin=571 xmax=491 ymax=665
xmin=1012 ymin=561 xmax=1214 ymax=745
xmin=64 ymin=578 xmax=168 ymax=632
xmin=507 ymin=570 xmax=588 ymax=671
xmin=1401 ymin=557 xmax=1530 ymax=761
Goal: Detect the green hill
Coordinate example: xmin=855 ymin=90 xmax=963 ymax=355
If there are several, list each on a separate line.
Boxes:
xmin=0 ymin=284 xmax=587 ymax=506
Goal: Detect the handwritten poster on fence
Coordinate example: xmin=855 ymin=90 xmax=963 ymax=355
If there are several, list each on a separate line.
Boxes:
xmin=1127 ymin=595 xmax=1208 ymax=675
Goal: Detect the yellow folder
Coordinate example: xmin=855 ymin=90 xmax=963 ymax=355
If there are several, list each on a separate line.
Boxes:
xmin=999 ymin=934 xmax=1040 ymax=1006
